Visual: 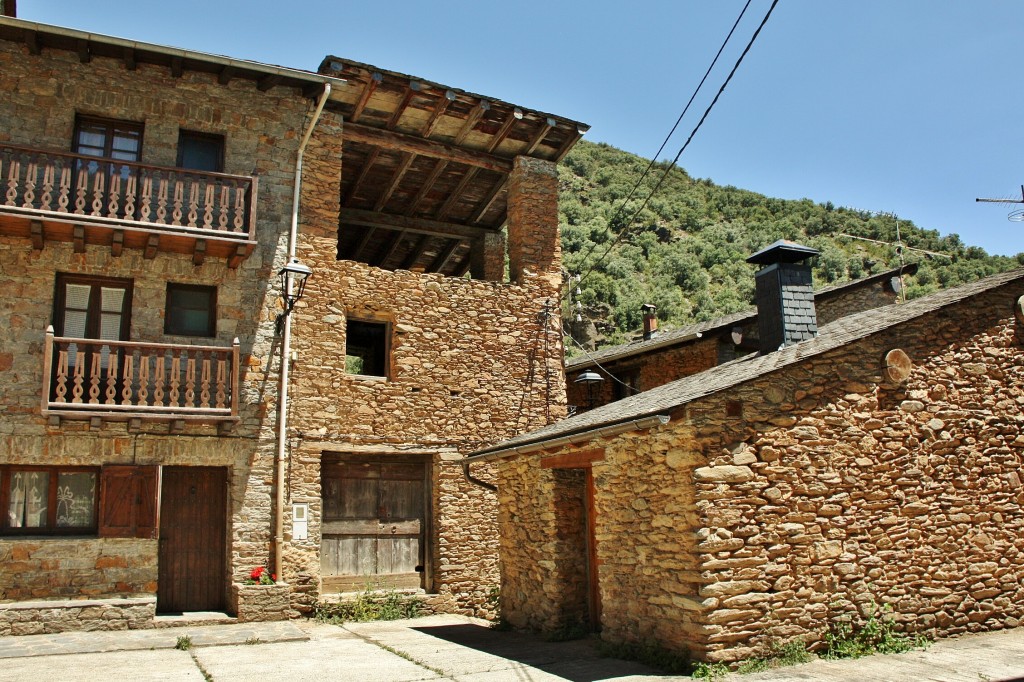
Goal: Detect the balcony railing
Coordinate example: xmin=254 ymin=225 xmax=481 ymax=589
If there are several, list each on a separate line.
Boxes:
xmin=1 ymin=144 xmax=258 ymax=261
xmin=42 ymin=327 xmax=240 ymax=423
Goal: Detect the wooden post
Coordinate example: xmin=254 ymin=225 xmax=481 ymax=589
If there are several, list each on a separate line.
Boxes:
xmin=231 ymin=338 xmax=240 ymax=418
xmin=41 ymin=325 xmax=53 ymax=414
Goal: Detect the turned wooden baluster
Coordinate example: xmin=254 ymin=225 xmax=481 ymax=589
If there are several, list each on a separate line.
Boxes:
xmin=218 ymin=185 xmax=229 ymax=231
xmin=57 ymin=167 xmax=71 ymax=213
xmin=169 ymin=356 xmax=181 ymax=407
xmin=124 ymin=173 xmax=137 ymax=220
xmin=40 ymin=164 xmax=54 ymax=211
xmin=105 ymin=354 xmax=119 ymax=405
xmin=22 ymin=161 xmax=36 ymax=208
xmin=74 ymin=167 xmax=88 ymax=214
xmin=88 ymin=352 xmax=102 ymax=404
xmin=121 ymin=354 xmax=134 ymax=405
xmin=90 ymin=170 xmax=106 ymax=216
xmin=5 ymin=158 xmax=20 ymax=205
xmin=139 ymin=176 xmax=153 ymax=222
xmin=203 ymin=185 xmax=215 ymax=229
xmin=184 ymin=358 xmax=196 ymax=408
xmin=70 ymin=350 xmax=85 ymax=403
xmin=215 ymin=358 xmax=227 ymax=409
xmin=171 ymin=179 xmax=184 ymax=225
xmin=54 ymin=348 xmax=69 ymax=404
xmin=153 ymin=355 xmax=165 ymax=406
xmin=200 ymin=355 xmax=211 ymax=408
xmin=187 ymin=182 xmax=199 ymax=227
xmin=156 ymin=176 xmax=168 ymax=224
xmin=137 ymin=353 xmax=150 ymax=406
xmin=233 ymin=184 xmax=245 ymax=232
xmin=107 ymin=172 xmax=121 ymax=217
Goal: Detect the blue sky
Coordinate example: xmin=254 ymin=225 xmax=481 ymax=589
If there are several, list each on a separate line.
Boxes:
xmin=19 ymin=1 xmax=1024 ymax=256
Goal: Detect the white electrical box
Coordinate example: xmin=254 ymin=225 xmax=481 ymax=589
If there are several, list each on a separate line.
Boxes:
xmin=292 ymin=503 xmax=309 ymax=541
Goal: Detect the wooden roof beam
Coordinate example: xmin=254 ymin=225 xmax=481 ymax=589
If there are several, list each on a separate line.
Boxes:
xmin=387 ymin=81 xmax=422 ymax=130
xmin=218 ymin=65 xmax=235 ymax=85
xmin=257 ymin=74 xmax=281 ymax=92
xmin=470 ymin=177 xmax=507 ymax=225
xmin=421 ymin=90 xmax=457 ymax=139
xmin=122 ymin=46 xmax=137 ymax=71
xmin=525 ymin=117 xmax=557 ymax=155
xmin=25 ymin=30 xmax=40 ymax=56
xmin=405 ymin=159 xmax=448 ymax=216
xmin=453 ymin=100 xmax=491 ymax=145
xmin=170 ymin=56 xmax=184 ymax=78
xmin=341 ymin=208 xmax=490 ymax=241
xmin=373 ymin=152 xmax=416 ymax=212
xmin=376 ymin=229 xmax=407 ymax=267
xmin=350 ymin=226 xmax=376 ymax=261
xmin=344 ymin=148 xmax=380 ymax=204
xmin=429 ymin=238 xmax=462 ymax=273
xmin=453 ymin=253 xmax=472 ymax=277
xmin=487 ymin=108 xmax=524 ymax=153
xmin=343 ymin=122 xmax=512 ymax=174
xmin=435 ymin=167 xmax=477 ymax=221
xmin=401 ymin=235 xmax=431 ymax=269
xmin=555 ymin=124 xmax=589 ymax=162
xmin=350 ymin=72 xmax=383 ymax=124
xmin=76 ymin=39 xmax=90 ymax=63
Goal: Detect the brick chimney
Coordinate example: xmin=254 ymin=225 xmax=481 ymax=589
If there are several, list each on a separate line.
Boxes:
xmin=1 ymin=0 xmax=15 ymax=17
xmin=746 ymin=240 xmax=819 ymax=354
xmin=641 ymin=303 xmax=658 ymax=341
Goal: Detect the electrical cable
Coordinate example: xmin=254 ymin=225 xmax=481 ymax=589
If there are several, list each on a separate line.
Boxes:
xmin=569 ymin=0 xmax=780 ymax=298
xmin=566 ymin=0 xmax=753 ymax=291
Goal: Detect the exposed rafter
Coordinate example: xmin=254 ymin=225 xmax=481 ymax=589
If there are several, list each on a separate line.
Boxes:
xmin=470 ymin=177 xmax=507 ymax=224
xmin=421 ymin=89 xmax=457 ymax=138
xmin=525 ymin=117 xmax=557 ymax=155
xmin=376 ymin=229 xmax=407 ymax=266
xmin=343 ymin=122 xmax=512 ymax=174
xmin=453 ymin=100 xmax=490 ymax=145
xmin=405 ymin=159 xmax=448 ymax=216
xmin=429 ymin=238 xmax=462 ymax=272
xmin=350 ymin=72 xmax=383 ymax=124
xmin=345 ymin=148 xmax=379 ymax=204
xmin=374 ymin=152 xmax=415 ymax=212
xmin=387 ymin=81 xmax=421 ymax=130
xmin=122 ymin=46 xmax=136 ymax=70
xmin=401 ymin=235 xmax=430 ymax=269
xmin=341 ymin=207 xmax=490 ymax=241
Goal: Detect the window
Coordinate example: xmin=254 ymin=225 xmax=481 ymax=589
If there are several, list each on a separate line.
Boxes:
xmin=177 ymin=131 xmax=224 ymax=173
xmin=613 ymin=369 xmax=640 ymax=400
xmin=165 ymin=284 xmax=217 ymax=337
xmin=346 ymin=319 xmax=389 ymax=377
xmin=53 ymin=274 xmax=132 ymax=374
xmin=73 ymin=116 xmax=143 ymax=162
xmin=0 ymin=466 xmax=98 ymax=534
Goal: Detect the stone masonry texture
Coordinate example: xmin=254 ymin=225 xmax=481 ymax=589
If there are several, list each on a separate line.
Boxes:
xmin=498 ymin=276 xmax=1024 ymax=664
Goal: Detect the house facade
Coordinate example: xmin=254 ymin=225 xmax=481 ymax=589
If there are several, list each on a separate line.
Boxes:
xmin=470 ymin=262 xmax=1024 ymax=664
xmin=0 ymin=14 xmax=583 ymax=633
xmin=566 ymin=264 xmax=916 ymax=411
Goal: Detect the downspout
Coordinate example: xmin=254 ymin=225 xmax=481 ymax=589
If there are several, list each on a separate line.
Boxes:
xmin=275 ymin=83 xmax=331 ymax=580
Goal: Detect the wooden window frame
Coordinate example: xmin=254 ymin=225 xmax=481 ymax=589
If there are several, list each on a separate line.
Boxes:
xmin=345 ymin=318 xmax=391 ymax=379
xmin=52 ymin=273 xmax=134 ymax=339
xmin=73 ymin=115 xmax=144 ymax=160
xmin=0 ymin=465 xmax=100 ymax=536
xmin=176 ymin=130 xmax=225 ymax=173
xmin=164 ymin=283 xmax=217 ymax=338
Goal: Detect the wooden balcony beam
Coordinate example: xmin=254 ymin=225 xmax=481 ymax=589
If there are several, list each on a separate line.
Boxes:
xmin=343 ymin=122 xmax=512 ymax=174
xmin=144 ymin=233 xmax=159 ymax=259
xmin=111 ymin=229 xmax=124 ymax=257
xmin=30 ymin=220 xmax=43 ymax=250
xmin=193 ymin=238 xmax=207 ymax=266
xmin=73 ymin=225 xmax=85 ymax=253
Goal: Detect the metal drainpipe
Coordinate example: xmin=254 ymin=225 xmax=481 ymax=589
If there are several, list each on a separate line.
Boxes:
xmin=275 ymin=83 xmax=331 ymax=580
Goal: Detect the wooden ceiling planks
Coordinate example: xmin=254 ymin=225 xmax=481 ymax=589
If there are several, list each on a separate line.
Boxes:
xmin=322 ymin=55 xmax=587 ymax=276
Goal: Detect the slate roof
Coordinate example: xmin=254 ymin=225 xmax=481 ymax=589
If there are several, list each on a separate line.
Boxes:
xmin=566 ymin=265 xmax=916 ymax=371
xmin=471 ymin=267 xmax=1024 ymax=460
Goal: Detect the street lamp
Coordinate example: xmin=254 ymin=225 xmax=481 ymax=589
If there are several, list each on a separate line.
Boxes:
xmin=276 ymin=257 xmax=312 ymax=334
xmin=574 ymin=369 xmax=604 ymax=410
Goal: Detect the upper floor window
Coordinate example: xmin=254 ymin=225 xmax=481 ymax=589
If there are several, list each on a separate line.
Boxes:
xmin=165 ymin=283 xmax=217 ymax=337
xmin=1 ymin=466 xmax=98 ymax=535
xmin=613 ymin=369 xmax=640 ymax=400
xmin=346 ymin=319 xmax=389 ymax=378
xmin=73 ymin=116 xmax=143 ymax=162
xmin=54 ymin=273 xmax=132 ymax=342
xmin=177 ymin=131 xmax=224 ymax=173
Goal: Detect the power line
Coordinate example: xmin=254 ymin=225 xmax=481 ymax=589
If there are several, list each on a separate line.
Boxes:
xmin=566 ymin=0 xmax=754 ymax=289
xmin=569 ymin=0 xmax=781 ymax=298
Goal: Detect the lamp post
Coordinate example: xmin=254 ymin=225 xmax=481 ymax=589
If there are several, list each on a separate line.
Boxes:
xmin=574 ymin=369 xmax=604 ymax=410
xmin=276 ymin=257 xmax=312 ymax=334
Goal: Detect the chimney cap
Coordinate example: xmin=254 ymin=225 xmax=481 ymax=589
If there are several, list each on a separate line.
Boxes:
xmin=747 ymin=239 xmax=819 ymax=265
xmin=641 ymin=303 xmax=657 ymax=314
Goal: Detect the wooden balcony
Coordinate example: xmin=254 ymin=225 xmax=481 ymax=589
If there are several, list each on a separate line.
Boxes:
xmin=42 ymin=327 xmax=240 ymax=429
xmin=0 ymin=144 xmax=258 ymax=267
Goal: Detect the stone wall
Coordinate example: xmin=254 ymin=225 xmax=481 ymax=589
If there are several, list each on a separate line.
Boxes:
xmin=499 ymin=277 xmax=1024 ymax=663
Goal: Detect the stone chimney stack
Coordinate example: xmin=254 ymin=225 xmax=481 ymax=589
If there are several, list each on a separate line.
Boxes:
xmin=746 ymin=240 xmax=820 ymax=354
xmin=641 ymin=303 xmax=658 ymax=341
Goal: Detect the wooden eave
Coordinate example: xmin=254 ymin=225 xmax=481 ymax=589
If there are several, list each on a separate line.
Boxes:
xmin=323 ymin=56 xmax=589 ymax=277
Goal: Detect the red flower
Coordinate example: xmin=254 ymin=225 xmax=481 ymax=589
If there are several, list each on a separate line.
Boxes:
xmin=250 ymin=566 xmax=265 ymax=580
xmin=271 ymin=573 xmax=277 ymax=581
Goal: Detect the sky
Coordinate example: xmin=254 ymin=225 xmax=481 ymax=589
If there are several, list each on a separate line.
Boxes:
xmin=17 ymin=1 xmax=1024 ymax=256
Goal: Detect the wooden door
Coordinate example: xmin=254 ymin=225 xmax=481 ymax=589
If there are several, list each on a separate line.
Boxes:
xmin=321 ymin=455 xmax=425 ymax=592
xmin=157 ymin=466 xmax=226 ymax=613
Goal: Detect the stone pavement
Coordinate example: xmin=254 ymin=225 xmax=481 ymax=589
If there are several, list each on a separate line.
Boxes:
xmin=0 ymin=614 xmax=1022 ymax=681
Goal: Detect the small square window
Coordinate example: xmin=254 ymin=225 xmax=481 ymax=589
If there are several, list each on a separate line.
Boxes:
xmin=346 ymin=319 xmax=389 ymax=378
xmin=165 ymin=284 xmax=217 ymax=337
xmin=177 ymin=130 xmax=224 ymax=173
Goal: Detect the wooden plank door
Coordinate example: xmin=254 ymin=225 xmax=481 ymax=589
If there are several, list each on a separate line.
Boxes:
xmin=157 ymin=466 xmax=226 ymax=613
xmin=321 ymin=456 xmax=425 ymax=592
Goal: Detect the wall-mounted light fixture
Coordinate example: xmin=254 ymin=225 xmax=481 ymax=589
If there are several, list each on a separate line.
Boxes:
xmin=276 ymin=257 xmax=312 ymax=335
xmin=574 ymin=369 xmax=604 ymax=410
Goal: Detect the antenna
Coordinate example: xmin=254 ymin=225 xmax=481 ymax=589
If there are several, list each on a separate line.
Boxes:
xmin=975 ymin=185 xmax=1024 ymax=221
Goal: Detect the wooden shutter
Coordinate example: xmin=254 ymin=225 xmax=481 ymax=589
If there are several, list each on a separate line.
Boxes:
xmin=99 ymin=465 xmax=159 ymax=538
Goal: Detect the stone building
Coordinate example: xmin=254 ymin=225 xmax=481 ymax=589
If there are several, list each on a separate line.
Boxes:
xmin=0 ymin=13 xmax=584 ymax=633
xmin=566 ymin=261 xmax=916 ymax=411
xmin=468 ymin=250 xmax=1024 ymax=663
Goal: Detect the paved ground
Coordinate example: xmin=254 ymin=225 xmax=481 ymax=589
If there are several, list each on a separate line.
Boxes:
xmin=0 ymin=614 xmax=1022 ymax=681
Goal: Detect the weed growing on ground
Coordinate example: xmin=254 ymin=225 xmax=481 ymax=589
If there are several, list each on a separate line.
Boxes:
xmin=823 ymin=602 xmax=928 ymax=659
xmin=315 ymin=586 xmax=423 ymax=623
xmin=244 ymin=637 xmax=262 ymax=645
xmin=692 ymin=661 xmax=730 ymax=680
xmin=174 ymin=635 xmax=192 ymax=651
xmin=735 ymin=638 xmax=813 ymax=673
xmin=597 ymin=639 xmax=692 ymax=675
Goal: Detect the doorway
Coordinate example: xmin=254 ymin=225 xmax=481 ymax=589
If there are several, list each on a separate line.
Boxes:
xmin=320 ymin=454 xmax=427 ymax=592
xmin=157 ymin=466 xmax=227 ymax=613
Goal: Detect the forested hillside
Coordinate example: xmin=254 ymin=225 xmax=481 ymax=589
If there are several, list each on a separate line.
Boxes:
xmin=559 ymin=140 xmax=1023 ymax=350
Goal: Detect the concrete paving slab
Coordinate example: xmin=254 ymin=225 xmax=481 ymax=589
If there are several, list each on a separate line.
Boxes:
xmin=0 ymin=648 xmax=202 ymax=681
